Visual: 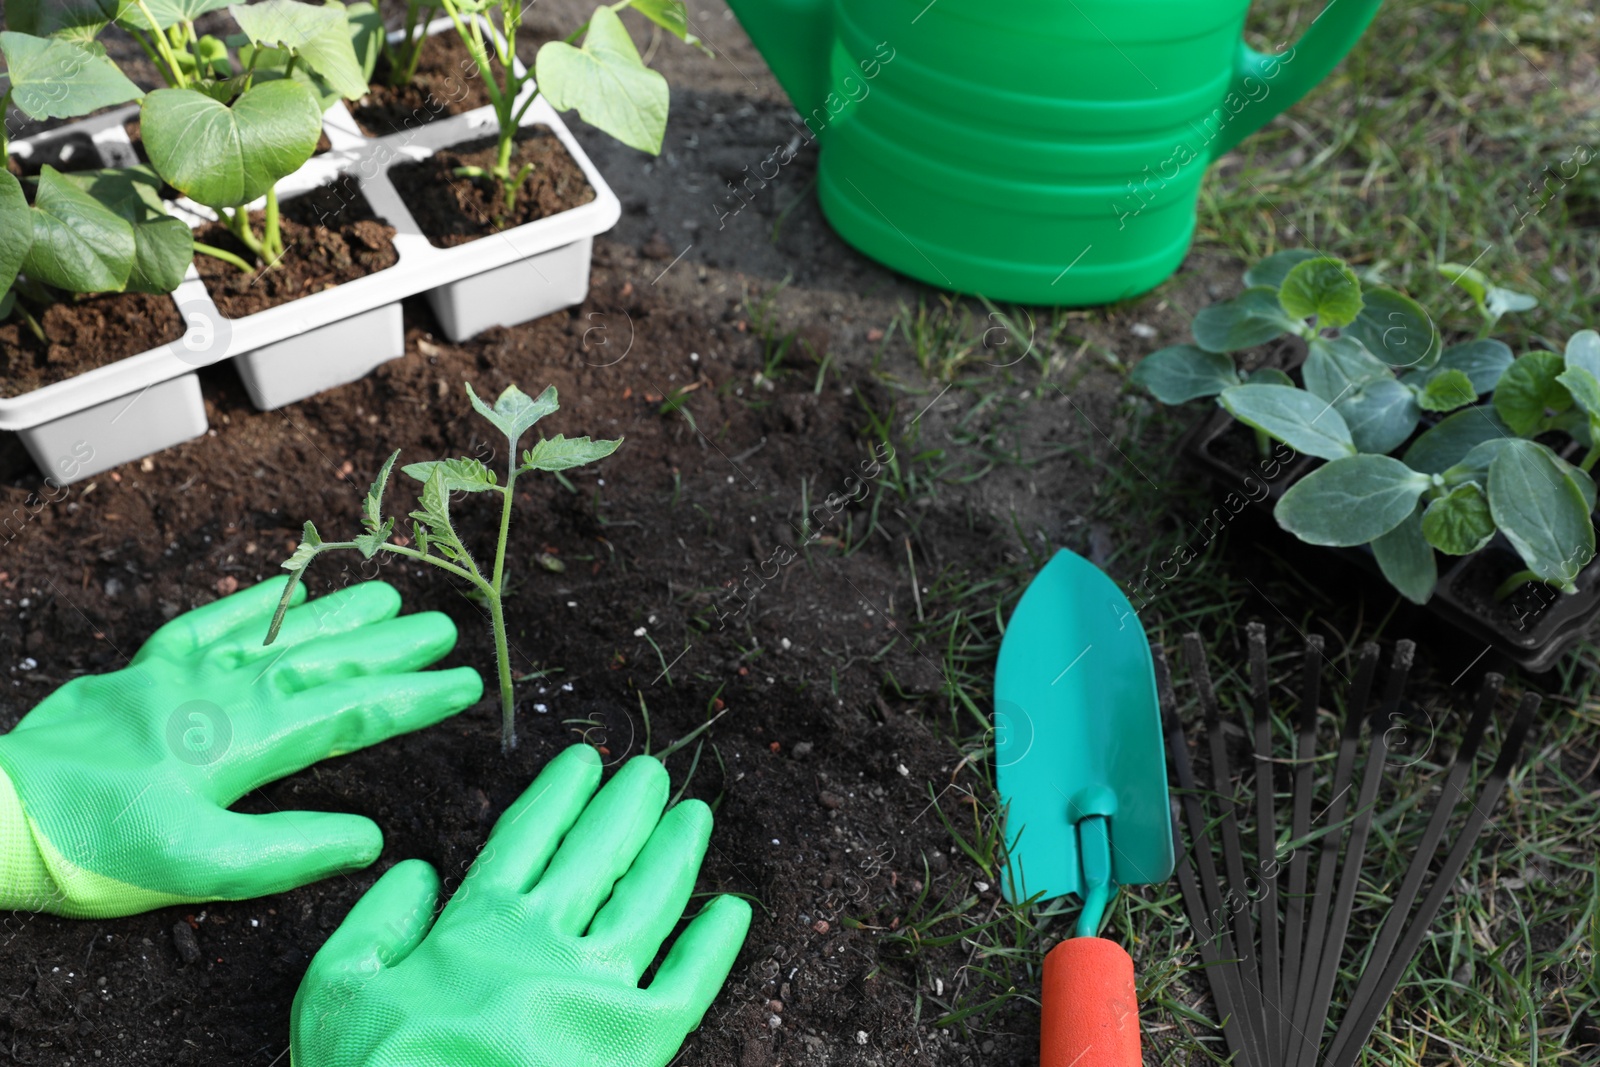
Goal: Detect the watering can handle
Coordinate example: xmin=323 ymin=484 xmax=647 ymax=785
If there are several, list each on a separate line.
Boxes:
xmin=1209 ymin=0 xmax=1384 ymax=157
xmin=1040 ymin=937 xmax=1142 ymax=1067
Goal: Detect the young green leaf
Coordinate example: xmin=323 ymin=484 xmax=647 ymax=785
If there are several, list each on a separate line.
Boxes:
xmin=1335 ymin=377 xmax=1420 ymax=454
xmin=0 ymin=172 xmax=33 ymax=298
xmin=60 ymin=167 xmax=193 ymax=294
xmin=363 ymin=448 xmax=401 ymax=530
xmin=410 ymin=466 xmax=454 ymax=531
xmin=1218 ymin=383 xmax=1356 ymax=461
xmin=1274 ymin=455 xmax=1432 ymax=546
xmin=343 ymin=0 xmax=385 ymax=82
xmin=627 ymin=0 xmax=703 ymax=48
xmin=1344 ymin=287 xmax=1439 ymax=371
xmin=1444 ymin=437 xmax=1519 ymax=486
xmin=21 ymin=165 xmax=137 ymax=293
xmin=352 ymin=517 xmax=394 ymax=560
xmin=141 ymin=81 xmax=324 ymax=208
xmin=229 ymin=0 xmax=369 ymax=100
xmin=466 ymin=382 xmax=560 ymax=444
xmin=1301 ymin=335 xmax=1392 ymax=403
xmin=1191 ymin=286 xmax=1299 ymax=353
xmin=1404 ymin=406 xmax=1511 ymax=475
xmin=1437 ymin=261 xmax=1490 ymax=307
xmin=1421 ymin=483 xmax=1496 ymax=555
xmin=0 ymin=292 xmax=15 ymax=319
xmin=1484 ymin=284 xmax=1537 ymax=321
xmin=1416 ymin=368 xmax=1477 ymax=413
xmin=1127 ymin=345 xmax=1239 ymax=403
xmin=1556 ymin=364 xmax=1600 ymax=422
xmin=1243 ymin=249 xmax=1320 ymax=290
xmin=1488 ymin=439 xmax=1595 ymax=589
xmin=1565 ymin=330 xmax=1600 ymax=379
xmin=266 ymin=519 xmax=323 ymax=644
xmin=116 ymin=0 xmax=231 ymax=31
xmin=0 ymin=31 xmax=143 ymax=119
xmin=519 ymin=434 xmax=623 ymax=473
xmin=536 ymin=4 xmax=670 ymax=154
xmin=9 ymin=0 xmax=132 ymax=40
xmin=1493 ymin=351 xmax=1571 ymax=436
xmin=1371 ymin=505 xmax=1437 ymax=603
xmin=402 ymin=457 xmax=499 ymax=492
xmin=1247 ymin=367 xmax=1294 ymax=387
xmin=1278 ymin=256 xmax=1363 ymax=328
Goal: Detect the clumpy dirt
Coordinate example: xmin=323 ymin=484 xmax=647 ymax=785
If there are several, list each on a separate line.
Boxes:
xmin=351 ymin=31 xmax=502 ymax=138
xmin=0 ymin=244 xmax=1027 ymax=1065
xmin=4 ymin=131 xmax=103 ymax=179
xmin=388 ymin=127 xmax=596 ymax=246
xmin=195 ymin=177 xmax=400 ymax=318
xmin=0 ymin=291 xmax=185 ymax=397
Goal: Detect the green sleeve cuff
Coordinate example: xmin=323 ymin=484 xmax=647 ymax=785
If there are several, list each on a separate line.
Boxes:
xmin=0 ymin=759 xmax=59 ymax=912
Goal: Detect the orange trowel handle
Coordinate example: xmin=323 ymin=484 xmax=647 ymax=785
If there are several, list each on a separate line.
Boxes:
xmin=1041 ymin=936 xmax=1143 ymax=1067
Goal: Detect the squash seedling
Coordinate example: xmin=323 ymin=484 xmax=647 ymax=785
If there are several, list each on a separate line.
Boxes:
xmin=1131 ymin=251 xmax=1597 ymax=606
xmin=434 ymin=0 xmax=699 ymax=212
xmin=267 ymin=384 xmax=622 ymax=754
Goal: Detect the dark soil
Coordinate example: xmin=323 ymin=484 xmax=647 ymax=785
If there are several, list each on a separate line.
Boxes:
xmin=388 ymin=126 xmax=595 ymax=247
xmin=0 ymin=291 xmax=185 ymax=397
xmin=194 ymin=177 xmax=400 ymax=318
xmin=0 ymin=246 xmax=1018 ymax=1066
xmin=4 ymin=131 xmax=103 ymax=179
xmin=350 ymin=31 xmax=501 ymax=138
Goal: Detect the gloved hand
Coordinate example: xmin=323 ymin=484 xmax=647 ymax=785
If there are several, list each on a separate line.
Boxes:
xmin=292 ymin=744 xmax=752 ymax=1067
xmin=0 ymin=576 xmax=481 ymax=918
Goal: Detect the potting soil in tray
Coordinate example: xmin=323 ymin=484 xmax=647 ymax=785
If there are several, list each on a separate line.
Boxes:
xmin=0 ymin=291 xmax=185 ymax=397
xmin=194 ymin=177 xmax=400 ymax=318
xmin=351 ymin=31 xmax=502 ymax=138
xmin=5 ymin=131 xmax=104 ymax=179
xmin=387 ymin=126 xmax=596 ymax=247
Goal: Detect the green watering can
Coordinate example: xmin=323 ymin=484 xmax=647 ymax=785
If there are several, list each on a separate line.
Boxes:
xmin=726 ymin=0 xmax=1382 ymax=305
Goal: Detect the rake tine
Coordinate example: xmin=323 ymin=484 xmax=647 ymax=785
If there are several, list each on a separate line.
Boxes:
xmin=1171 ymin=810 xmax=1252 ymax=1065
xmin=1246 ymin=623 xmax=1281 ymax=1062
xmin=1156 ymin=643 xmax=1253 ymax=1067
xmin=1292 ymin=640 xmax=1414 ymax=1067
xmin=1323 ymin=675 xmax=1511 ymax=1067
xmin=1285 ymin=642 xmax=1380 ymax=1066
xmin=1277 ymin=634 xmax=1324 ymax=1059
xmin=1183 ymin=633 xmax=1267 ymax=1067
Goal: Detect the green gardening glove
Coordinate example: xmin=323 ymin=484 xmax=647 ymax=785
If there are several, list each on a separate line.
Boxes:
xmin=0 ymin=576 xmax=481 ymax=918
xmin=292 ymin=744 xmax=752 ymax=1067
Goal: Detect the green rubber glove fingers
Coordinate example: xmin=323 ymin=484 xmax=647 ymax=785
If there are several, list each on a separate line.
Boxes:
xmin=0 ymin=576 xmax=483 ymax=918
xmin=292 ymin=745 xmax=753 ymax=1067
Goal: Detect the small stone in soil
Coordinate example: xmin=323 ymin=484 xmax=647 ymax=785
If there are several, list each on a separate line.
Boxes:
xmin=791 ymin=741 xmax=814 ymax=760
xmin=171 ymin=923 xmax=201 ymax=965
xmin=819 ymin=791 xmax=843 ymax=809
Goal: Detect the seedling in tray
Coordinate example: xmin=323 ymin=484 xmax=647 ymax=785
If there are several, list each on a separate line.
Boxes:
xmin=267 ymin=383 xmax=622 ymax=754
xmin=435 ymin=0 xmax=700 ymax=212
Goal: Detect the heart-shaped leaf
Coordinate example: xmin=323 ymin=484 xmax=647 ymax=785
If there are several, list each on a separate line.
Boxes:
xmin=1345 ymin=287 xmax=1439 ymax=371
xmin=1422 ymin=482 xmax=1496 ymax=555
xmin=115 ymin=0 xmax=230 ymax=31
xmin=1127 ymin=345 xmax=1239 ymax=403
xmin=59 ymin=167 xmax=192 ymax=293
xmin=1372 ymin=505 xmax=1437 ymax=603
xmin=0 ymin=31 xmax=142 ymax=119
xmin=1275 ymin=454 xmax=1432 ymax=546
xmin=536 ymin=5 xmax=669 ymax=154
xmin=1219 ymin=383 xmax=1356 ymax=461
xmin=1416 ymin=368 xmax=1477 ymax=414
xmin=21 ymin=165 xmax=136 ymax=293
xmin=1192 ymin=286 xmax=1299 ymax=353
xmin=519 ymin=434 xmax=623 ymax=473
xmin=141 ymin=81 xmax=324 ymax=208
xmin=1566 ymin=330 xmax=1600 ymax=379
xmin=1335 ymin=377 xmax=1420 ymax=454
xmin=1488 ymin=439 xmax=1594 ymax=589
xmin=1404 ymin=406 xmax=1511 ymax=475
xmin=0 ymin=171 xmax=33 ymax=297
xmin=230 ymin=0 xmax=369 ymax=100
xmin=1243 ymin=249 xmax=1320 ymax=291
xmin=1279 ymin=256 xmax=1363 ymax=329
xmin=1493 ymin=351 xmax=1571 ymax=436
xmin=467 ymin=382 xmax=560 ymax=444
xmin=1301 ymin=335 xmax=1392 ymax=403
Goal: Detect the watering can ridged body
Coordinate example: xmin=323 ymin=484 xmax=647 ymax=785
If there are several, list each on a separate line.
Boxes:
xmin=728 ymin=0 xmax=1382 ymax=305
